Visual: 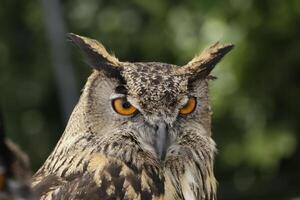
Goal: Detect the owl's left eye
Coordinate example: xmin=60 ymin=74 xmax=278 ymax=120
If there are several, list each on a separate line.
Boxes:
xmin=179 ymin=97 xmax=197 ymax=115
xmin=112 ymin=97 xmax=138 ymax=116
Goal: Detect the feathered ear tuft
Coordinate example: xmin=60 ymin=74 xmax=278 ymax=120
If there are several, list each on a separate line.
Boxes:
xmin=176 ymin=42 xmax=234 ymax=80
xmin=68 ymin=33 xmax=123 ymax=79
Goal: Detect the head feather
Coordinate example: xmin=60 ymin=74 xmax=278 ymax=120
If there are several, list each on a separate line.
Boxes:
xmin=68 ymin=33 xmax=123 ymax=79
xmin=177 ymin=42 xmax=234 ymax=80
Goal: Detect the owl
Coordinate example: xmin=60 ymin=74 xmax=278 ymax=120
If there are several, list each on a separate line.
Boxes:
xmin=31 ymin=33 xmax=233 ymax=200
xmin=0 ymin=112 xmax=33 ymax=200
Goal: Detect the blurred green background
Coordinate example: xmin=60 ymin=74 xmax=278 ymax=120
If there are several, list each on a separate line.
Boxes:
xmin=0 ymin=0 xmax=300 ymax=199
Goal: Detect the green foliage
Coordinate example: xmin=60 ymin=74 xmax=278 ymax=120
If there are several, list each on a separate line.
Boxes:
xmin=0 ymin=0 xmax=299 ymax=199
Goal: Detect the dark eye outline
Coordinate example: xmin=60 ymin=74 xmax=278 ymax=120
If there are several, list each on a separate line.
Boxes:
xmin=112 ymin=97 xmax=139 ymax=116
xmin=179 ymin=97 xmax=197 ymax=115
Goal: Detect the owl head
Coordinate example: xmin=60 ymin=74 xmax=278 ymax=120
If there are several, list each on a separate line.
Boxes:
xmin=68 ymin=34 xmax=233 ymax=160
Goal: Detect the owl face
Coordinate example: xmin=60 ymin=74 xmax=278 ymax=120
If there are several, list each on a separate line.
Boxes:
xmin=121 ymin=62 xmax=191 ymax=124
xmin=68 ymin=33 xmax=233 ymax=159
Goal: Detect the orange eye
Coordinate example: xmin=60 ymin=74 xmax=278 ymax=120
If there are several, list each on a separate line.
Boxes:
xmin=112 ymin=97 xmax=138 ymax=116
xmin=179 ymin=97 xmax=197 ymax=115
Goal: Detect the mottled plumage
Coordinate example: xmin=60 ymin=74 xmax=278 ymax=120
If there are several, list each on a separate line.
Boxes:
xmin=32 ymin=33 xmax=233 ymax=200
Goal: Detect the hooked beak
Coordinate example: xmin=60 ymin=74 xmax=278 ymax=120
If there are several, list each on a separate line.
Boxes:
xmin=155 ymin=122 xmax=169 ymax=160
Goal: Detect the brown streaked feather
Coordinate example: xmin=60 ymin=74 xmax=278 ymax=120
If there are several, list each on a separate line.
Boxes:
xmin=68 ymin=33 xmax=123 ymax=79
xmin=164 ymin=133 xmax=217 ymax=200
xmin=33 ymin=154 xmax=165 ymax=200
xmin=177 ymin=42 xmax=234 ymax=79
xmin=32 ymin=174 xmax=66 ymax=198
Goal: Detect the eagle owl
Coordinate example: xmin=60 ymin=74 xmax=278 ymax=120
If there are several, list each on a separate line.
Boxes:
xmin=32 ymin=33 xmax=233 ymax=200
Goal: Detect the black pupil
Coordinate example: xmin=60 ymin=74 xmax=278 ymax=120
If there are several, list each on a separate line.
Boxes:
xmin=183 ymin=102 xmax=189 ymax=109
xmin=122 ymin=100 xmax=131 ymax=109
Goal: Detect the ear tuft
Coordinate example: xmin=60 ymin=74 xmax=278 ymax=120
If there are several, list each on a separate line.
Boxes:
xmin=68 ymin=33 xmax=123 ymax=79
xmin=177 ymin=42 xmax=234 ymax=79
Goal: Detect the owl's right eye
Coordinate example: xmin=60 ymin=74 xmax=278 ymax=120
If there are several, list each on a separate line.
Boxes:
xmin=112 ymin=97 xmax=138 ymax=116
xmin=179 ymin=97 xmax=197 ymax=115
